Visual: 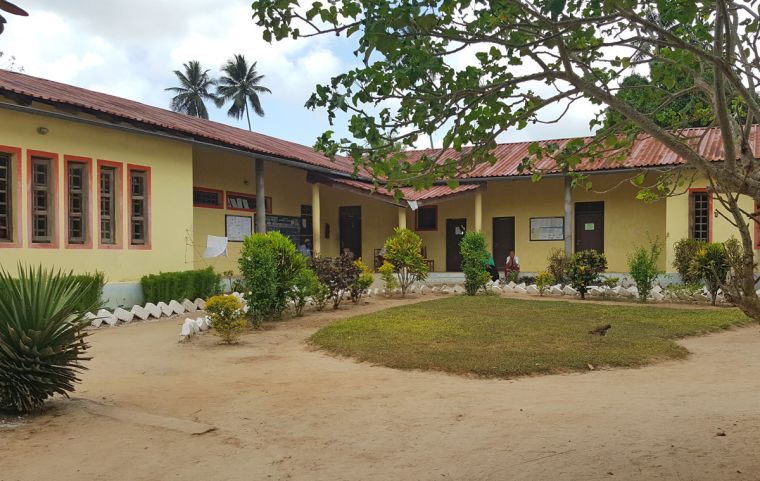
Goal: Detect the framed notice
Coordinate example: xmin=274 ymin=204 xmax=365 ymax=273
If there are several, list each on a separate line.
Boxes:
xmin=530 ymin=217 xmax=565 ymax=241
xmin=225 ymin=215 xmax=253 ymax=242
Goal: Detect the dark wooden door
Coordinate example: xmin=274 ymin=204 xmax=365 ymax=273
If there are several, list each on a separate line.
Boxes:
xmin=575 ymin=202 xmax=604 ymax=253
xmin=492 ymin=217 xmax=515 ymax=271
xmin=446 ymin=218 xmax=467 ymax=272
xmin=300 ymin=204 xmax=313 ymax=246
xmin=339 ymin=206 xmax=362 ymax=258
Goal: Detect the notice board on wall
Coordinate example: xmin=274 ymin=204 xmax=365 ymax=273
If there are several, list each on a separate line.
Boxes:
xmin=225 ymin=215 xmax=252 ymax=242
xmin=253 ymin=214 xmax=302 ymax=244
xmin=530 ymin=217 xmax=565 ymax=241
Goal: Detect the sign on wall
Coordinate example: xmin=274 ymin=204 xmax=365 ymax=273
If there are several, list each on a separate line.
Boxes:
xmin=530 ymin=217 xmax=565 ymax=241
xmin=225 ymin=215 xmax=253 ymax=242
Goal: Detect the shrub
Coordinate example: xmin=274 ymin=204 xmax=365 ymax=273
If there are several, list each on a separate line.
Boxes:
xmin=383 ymin=228 xmax=428 ymax=296
xmin=459 ymin=231 xmax=491 ymax=296
xmin=0 ymin=265 xmax=101 ymax=413
xmin=569 ymin=250 xmax=608 ymax=299
xmin=689 ymin=243 xmax=729 ymax=306
xmin=627 ymin=238 xmax=664 ymax=303
xmin=289 ymin=268 xmax=321 ymax=316
xmin=378 ymin=260 xmax=398 ymax=294
xmin=350 ymin=258 xmax=374 ymax=303
xmin=71 ymin=271 xmax=105 ymax=312
xmin=546 ymin=248 xmax=572 ymax=284
xmin=535 ymin=271 xmax=555 ymax=296
xmin=505 ymin=270 xmax=519 ymax=284
xmin=141 ymin=267 xmax=221 ymax=304
xmin=239 ymin=232 xmax=307 ymax=320
xmin=206 ymin=294 xmax=246 ymax=344
xmin=673 ymin=238 xmax=706 ymax=284
xmin=312 ymin=281 xmax=331 ymax=311
xmin=601 ymin=276 xmax=620 ymax=288
xmin=309 ymin=253 xmax=361 ymax=309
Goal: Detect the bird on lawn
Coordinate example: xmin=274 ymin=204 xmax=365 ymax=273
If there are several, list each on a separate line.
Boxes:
xmin=589 ymin=324 xmax=612 ymax=336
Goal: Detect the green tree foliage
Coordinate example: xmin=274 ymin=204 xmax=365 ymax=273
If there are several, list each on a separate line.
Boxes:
xmin=251 ymin=0 xmax=760 ymax=318
xmin=206 ymin=294 xmax=247 ymax=344
xmin=673 ymin=238 xmax=707 ymax=284
xmin=383 ymin=228 xmax=428 ymax=296
xmin=165 ymin=60 xmax=220 ymax=119
xmin=239 ymin=232 xmax=306 ymax=320
xmin=569 ymin=250 xmax=608 ymax=300
xmin=689 ymin=243 xmax=730 ymax=306
xmin=604 ymin=74 xmax=713 ymax=129
xmin=140 ymin=267 xmax=221 ymax=304
xmin=459 ymin=231 xmax=490 ymax=296
xmin=216 ymin=54 xmax=271 ymax=130
xmin=627 ymin=238 xmax=664 ymax=303
xmin=0 ymin=265 xmax=100 ymax=413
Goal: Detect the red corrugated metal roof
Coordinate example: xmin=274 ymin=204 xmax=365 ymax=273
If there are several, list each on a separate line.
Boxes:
xmin=2 ymin=70 xmax=756 ymax=203
xmin=330 ymin=177 xmax=480 ymax=202
xmin=401 ymin=126 xmax=759 ymax=178
xmin=0 ymin=69 xmax=357 ymax=174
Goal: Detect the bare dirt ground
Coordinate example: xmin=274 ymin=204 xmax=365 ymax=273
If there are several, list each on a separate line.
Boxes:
xmin=2 ymin=295 xmax=760 ymax=481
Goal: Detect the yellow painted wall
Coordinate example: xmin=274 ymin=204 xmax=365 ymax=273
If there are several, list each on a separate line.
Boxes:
xmin=0 ymin=105 xmax=194 ymax=282
xmin=664 ymin=174 xmax=758 ymax=272
xmin=192 ymin=148 xmax=399 ymax=272
xmin=409 ymin=173 xmax=668 ymax=273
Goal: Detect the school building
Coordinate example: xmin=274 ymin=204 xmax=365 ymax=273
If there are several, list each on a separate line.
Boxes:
xmin=0 ymin=70 xmax=757 ymax=305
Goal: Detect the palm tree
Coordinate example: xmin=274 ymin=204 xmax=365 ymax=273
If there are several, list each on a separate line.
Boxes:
xmin=216 ymin=54 xmax=271 ymax=131
xmin=165 ymin=60 xmax=220 ymax=119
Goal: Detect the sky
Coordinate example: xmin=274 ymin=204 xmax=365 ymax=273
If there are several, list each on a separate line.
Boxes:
xmin=0 ymin=0 xmax=598 ymax=148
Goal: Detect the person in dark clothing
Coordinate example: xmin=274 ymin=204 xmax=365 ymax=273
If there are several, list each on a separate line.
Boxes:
xmin=486 ymin=253 xmax=500 ymax=282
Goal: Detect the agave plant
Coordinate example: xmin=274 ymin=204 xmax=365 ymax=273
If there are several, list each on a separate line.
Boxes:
xmin=0 ymin=265 xmax=101 ymax=413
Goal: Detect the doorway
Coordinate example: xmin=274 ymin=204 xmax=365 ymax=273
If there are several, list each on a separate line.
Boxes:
xmin=339 ymin=206 xmax=362 ymax=258
xmin=574 ymin=202 xmax=604 ymax=253
xmin=445 ymin=218 xmax=467 ymax=271
xmin=492 ymin=217 xmax=515 ymax=270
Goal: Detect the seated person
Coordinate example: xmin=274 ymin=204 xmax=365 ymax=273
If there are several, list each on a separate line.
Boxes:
xmin=504 ymin=249 xmax=520 ymax=281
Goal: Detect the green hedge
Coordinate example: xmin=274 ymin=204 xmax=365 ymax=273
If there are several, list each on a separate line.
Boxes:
xmin=140 ymin=267 xmax=221 ymax=304
xmin=71 ymin=272 xmax=105 ymax=312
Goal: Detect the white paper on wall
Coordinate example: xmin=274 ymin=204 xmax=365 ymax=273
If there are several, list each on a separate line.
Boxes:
xmin=203 ymin=235 xmax=228 ymax=258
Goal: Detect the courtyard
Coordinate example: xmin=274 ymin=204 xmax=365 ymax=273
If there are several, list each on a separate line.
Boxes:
xmin=2 ymin=295 xmax=759 ymax=481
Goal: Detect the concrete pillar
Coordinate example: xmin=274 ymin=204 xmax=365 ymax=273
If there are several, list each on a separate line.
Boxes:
xmin=312 ymin=183 xmax=321 ymax=255
xmin=564 ymin=173 xmax=573 ymax=254
xmin=398 ymin=207 xmax=407 ymax=230
xmin=474 ymin=191 xmax=483 ymax=232
xmin=255 ymin=158 xmax=266 ymax=233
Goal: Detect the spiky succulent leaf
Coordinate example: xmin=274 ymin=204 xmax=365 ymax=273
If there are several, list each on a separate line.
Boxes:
xmin=0 ymin=265 xmax=101 ymax=413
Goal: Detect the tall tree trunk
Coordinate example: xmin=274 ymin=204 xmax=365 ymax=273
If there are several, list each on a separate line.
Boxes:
xmin=245 ymin=102 xmax=252 ymax=131
xmin=722 ymin=195 xmax=760 ymax=319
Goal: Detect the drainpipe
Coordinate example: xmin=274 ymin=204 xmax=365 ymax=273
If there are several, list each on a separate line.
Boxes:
xmin=255 ymin=158 xmax=266 ymax=233
xmin=564 ymin=172 xmax=573 ymax=255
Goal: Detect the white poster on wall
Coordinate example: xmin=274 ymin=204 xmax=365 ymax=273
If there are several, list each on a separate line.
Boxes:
xmin=225 ymin=215 xmax=253 ymax=242
xmin=530 ymin=217 xmax=565 ymax=241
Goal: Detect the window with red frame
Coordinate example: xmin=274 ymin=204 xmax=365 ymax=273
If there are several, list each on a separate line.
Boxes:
xmin=193 ymin=187 xmax=223 ymax=208
xmin=0 ymin=153 xmax=12 ymax=242
xmin=67 ymin=161 xmax=88 ymax=244
xmin=129 ymin=168 xmax=149 ymax=245
xmin=31 ymin=156 xmax=55 ymax=244
xmin=689 ymin=191 xmax=710 ymax=241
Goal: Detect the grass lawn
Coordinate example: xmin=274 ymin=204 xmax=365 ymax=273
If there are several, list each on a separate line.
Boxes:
xmin=310 ymin=296 xmax=750 ymax=378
